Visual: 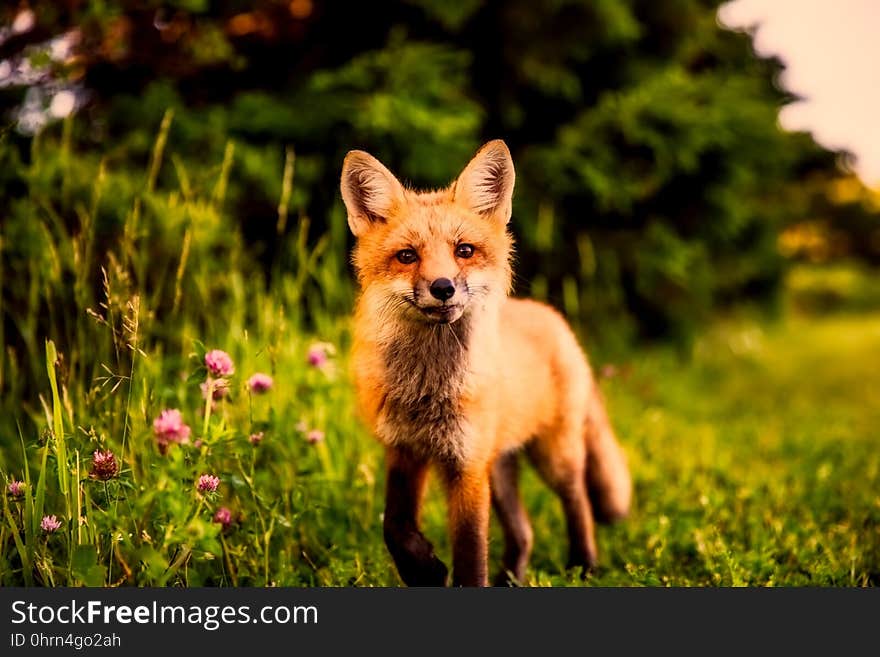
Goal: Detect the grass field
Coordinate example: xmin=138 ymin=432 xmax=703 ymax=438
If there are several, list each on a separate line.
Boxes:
xmin=1 ymin=127 xmax=878 ymax=586
xmin=3 ymin=302 xmax=878 ymax=586
xmin=584 ymin=310 xmax=880 ymax=586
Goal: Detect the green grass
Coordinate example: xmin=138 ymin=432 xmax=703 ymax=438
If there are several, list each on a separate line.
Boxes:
xmin=1 ymin=120 xmax=878 ymax=586
xmin=582 ymin=311 xmax=880 ymax=586
xmin=3 ymin=307 xmax=878 ymax=586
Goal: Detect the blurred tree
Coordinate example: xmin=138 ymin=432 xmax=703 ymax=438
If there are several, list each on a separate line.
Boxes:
xmin=2 ymin=0 xmax=876 ymax=346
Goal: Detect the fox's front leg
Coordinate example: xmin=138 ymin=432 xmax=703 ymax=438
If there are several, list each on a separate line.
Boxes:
xmin=383 ymin=447 xmax=448 ymax=586
xmin=443 ymin=463 xmax=491 ymax=587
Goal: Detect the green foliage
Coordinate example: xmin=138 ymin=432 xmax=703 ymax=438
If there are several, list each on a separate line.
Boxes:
xmin=786 ymin=261 xmax=880 ymax=314
xmin=5 ymin=0 xmax=869 ymax=347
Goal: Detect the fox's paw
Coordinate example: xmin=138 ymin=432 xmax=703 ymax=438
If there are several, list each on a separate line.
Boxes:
xmin=566 ymin=551 xmax=598 ymax=580
xmin=424 ymin=557 xmax=449 ymax=586
xmin=493 ymin=569 xmax=524 ymax=587
xmin=403 ymin=557 xmax=448 ymax=587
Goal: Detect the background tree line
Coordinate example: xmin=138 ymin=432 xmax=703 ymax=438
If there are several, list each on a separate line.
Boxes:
xmin=2 ymin=0 xmax=878 ymax=354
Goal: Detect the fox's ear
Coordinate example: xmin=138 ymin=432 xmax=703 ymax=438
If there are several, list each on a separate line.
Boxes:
xmin=453 ymin=140 xmax=515 ymax=224
xmin=341 ymin=150 xmax=406 ymax=236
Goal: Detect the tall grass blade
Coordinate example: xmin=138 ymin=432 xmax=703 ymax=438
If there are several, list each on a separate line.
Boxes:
xmin=45 ymin=340 xmax=69 ymax=499
xmin=32 ymin=442 xmax=49 ymax=540
xmin=2 ymin=491 xmax=33 ymax=585
xmin=276 ymin=146 xmax=295 ymax=236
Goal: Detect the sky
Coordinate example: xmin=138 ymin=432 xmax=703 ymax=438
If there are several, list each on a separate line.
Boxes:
xmin=719 ymin=0 xmax=880 ymax=188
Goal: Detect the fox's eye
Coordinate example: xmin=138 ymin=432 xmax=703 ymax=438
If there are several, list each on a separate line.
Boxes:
xmin=455 ymin=243 xmax=475 ymax=259
xmin=396 ymin=249 xmax=418 ymax=264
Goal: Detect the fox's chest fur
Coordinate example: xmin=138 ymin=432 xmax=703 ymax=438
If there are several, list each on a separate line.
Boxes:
xmin=375 ymin=318 xmax=473 ymax=464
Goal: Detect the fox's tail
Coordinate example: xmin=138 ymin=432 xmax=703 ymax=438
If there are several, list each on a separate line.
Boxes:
xmin=585 ymin=393 xmax=632 ymax=524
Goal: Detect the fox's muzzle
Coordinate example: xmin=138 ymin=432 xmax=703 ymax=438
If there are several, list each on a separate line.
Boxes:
xmin=408 ymin=276 xmax=468 ymax=324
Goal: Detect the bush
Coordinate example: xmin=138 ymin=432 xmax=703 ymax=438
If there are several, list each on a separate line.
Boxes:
xmin=1 ymin=0 xmax=861 ymax=349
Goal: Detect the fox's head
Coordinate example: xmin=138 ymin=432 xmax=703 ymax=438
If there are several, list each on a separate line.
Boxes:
xmin=341 ymin=140 xmax=514 ymax=325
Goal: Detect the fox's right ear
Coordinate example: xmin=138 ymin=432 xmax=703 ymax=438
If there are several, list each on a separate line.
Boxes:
xmin=340 ymin=150 xmax=405 ymax=237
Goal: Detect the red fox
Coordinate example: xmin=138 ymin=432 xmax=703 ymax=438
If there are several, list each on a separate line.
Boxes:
xmin=341 ymin=140 xmax=631 ymax=586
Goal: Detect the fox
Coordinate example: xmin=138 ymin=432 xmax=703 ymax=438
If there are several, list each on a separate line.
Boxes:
xmin=341 ymin=140 xmax=632 ymax=587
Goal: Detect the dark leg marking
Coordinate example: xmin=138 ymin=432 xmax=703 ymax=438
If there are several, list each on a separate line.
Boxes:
xmin=490 ymin=452 xmax=533 ymax=585
xmin=383 ymin=448 xmax=448 ymax=586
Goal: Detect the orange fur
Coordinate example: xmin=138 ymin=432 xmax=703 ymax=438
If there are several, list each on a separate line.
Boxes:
xmin=342 ymin=140 xmax=631 ymax=586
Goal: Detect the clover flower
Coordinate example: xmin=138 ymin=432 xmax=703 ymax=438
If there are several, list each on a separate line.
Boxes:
xmin=307 ymin=343 xmax=333 ymax=368
xmin=200 ymin=377 xmax=230 ymax=400
xmin=197 ymin=474 xmax=220 ymax=494
xmin=247 ymin=373 xmax=273 ymax=394
xmin=41 ymin=515 xmax=62 ymax=533
xmin=90 ymin=449 xmax=118 ymax=481
xmin=153 ymin=409 xmax=191 ymax=454
xmin=213 ymin=507 xmax=233 ymax=529
xmin=205 ymin=349 xmax=234 ymax=377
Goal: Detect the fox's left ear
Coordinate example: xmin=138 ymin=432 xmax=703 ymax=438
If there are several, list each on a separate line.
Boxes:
xmin=453 ymin=140 xmax=515 ymax=224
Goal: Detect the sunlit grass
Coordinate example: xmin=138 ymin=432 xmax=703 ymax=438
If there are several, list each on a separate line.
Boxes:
xmin=1 ymin=117 xmax=878 ymax=586
xmin=567 ymin=311 xmax=880 ymax=586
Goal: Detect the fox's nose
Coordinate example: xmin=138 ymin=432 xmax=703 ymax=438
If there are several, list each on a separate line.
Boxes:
xmin=429 ymin=278 xmax=456 ymax=301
